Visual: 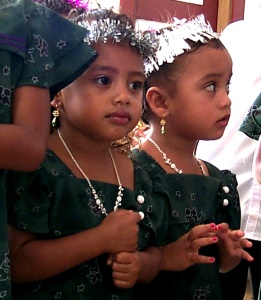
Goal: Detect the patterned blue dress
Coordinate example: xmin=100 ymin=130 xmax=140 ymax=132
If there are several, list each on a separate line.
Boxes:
xmin=0 ymin=1 xmax=96 ymax=298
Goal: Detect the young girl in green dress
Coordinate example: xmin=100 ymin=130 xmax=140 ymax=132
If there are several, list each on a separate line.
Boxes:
xmin=0 ymin=0 xmax=96 ymax=298
xmin=132 ymin=15 xmax=253 ymax=300
xmin=7 ymin=8 xmax=165 ymax=300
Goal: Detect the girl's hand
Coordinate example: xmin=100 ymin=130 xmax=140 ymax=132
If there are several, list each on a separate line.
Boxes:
xmin=216 ymin=223 xmax=253 ymax=262
xmin=108 ymin=251 xmax=140 ymax=288
xmin=99 ymin=209 xmax=141 ymax=254
xmin=161 ymin=223 xmax=218 ymax=271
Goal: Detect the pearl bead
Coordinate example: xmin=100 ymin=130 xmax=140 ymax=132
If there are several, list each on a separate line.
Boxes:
xmin=223 ymin=186 xmax=229 ymax=193
xmin=137 ymin=195 xmax=145 ymax=204
xmin=139 ymin=211 xmax=145 ymax=220
xmin=223 ymin=199 xmax=229 ymax=206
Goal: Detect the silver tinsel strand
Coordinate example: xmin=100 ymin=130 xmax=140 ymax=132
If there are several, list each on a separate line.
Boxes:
xmin=75 ymin=17 xmax=159 ymax=67
xmin=144 ymin=14 xmax=220 ymax=75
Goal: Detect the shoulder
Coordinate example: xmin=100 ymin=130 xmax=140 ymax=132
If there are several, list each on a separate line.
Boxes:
xmin=205 ymin=161 xmax=237 ymax=182
xmin=131 ymin=150 xmax=169 ymax=198
xmin=7 ymin=149 xmax=70 ymax=192
xmin=205 ymin=162 xmax=240 ymax=211
xmin=131 ymin=152 xmax=170 ymax=248
xmin=204 ymin=161 xmax=238 ymax=194
xmin=132 ymin=149 xmax=164 ymax=174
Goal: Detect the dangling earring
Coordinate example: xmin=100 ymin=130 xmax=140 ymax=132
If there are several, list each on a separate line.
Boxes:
xmin=160 ymin=118 xmax=166 ymax=135
xmin=51 ymin=106 xmax=59 ymax=128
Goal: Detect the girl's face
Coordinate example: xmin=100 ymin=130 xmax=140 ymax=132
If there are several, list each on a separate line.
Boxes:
xmin=58 ymin=42 xmax=146 ymax=143
xmin=166 ymin=45 xmax=232 ymax=141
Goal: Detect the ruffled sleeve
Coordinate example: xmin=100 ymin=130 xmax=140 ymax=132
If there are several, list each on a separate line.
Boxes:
xmin=7 ymin=162 xmax=53 ymax=234
xmin=131 ymin=151 xmax=170 ymax=250
xmin=206 ymin=162 xmax=241 ymax=230
xmin=0 ymin=0 xmax=97 ymax=96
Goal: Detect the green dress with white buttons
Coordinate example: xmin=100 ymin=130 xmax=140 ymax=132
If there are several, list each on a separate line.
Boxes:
xmin=7 ymin=149 xmax=169 ymax=299
xmin=132 ymin=150 xmax=240 ymax=300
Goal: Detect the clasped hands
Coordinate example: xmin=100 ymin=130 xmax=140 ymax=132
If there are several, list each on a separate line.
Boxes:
xmin=104 ymin=213 xmax=254 ymax=289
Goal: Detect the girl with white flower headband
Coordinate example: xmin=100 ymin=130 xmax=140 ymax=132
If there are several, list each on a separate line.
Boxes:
xmin=7 ymin=7 xmax=168 ymax=300
xmin=132 ymin=15 xmax=253 ymax=300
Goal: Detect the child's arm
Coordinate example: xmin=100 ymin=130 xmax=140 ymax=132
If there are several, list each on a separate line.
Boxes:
xmin=160 ymin=223 xmax=218 ymax=271
xmin=9 ymin=209 xmax=141 ymax=282
xmin=109 ymin=246 xmax=162 ymax=288
xmin=253 ymin=135 xmax=261 ymax=184
xmin=0 ymin=86 xmax=50 ymax=171
xmin=216 ymin=223 xmax=253 ymax=273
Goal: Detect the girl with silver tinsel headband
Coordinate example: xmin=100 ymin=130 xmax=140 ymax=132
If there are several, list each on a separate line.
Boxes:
xmin=132 ymin=14 xmax=253 ymax=300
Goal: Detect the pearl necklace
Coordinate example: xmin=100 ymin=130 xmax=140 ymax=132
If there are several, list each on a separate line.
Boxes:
xmin=57 ymin=129 xmax=124 ymax=215
xmin=148 ymin=137 xmax=206 ymax=176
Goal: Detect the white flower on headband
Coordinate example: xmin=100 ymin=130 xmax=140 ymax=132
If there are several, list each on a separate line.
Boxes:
xmin=172 ymin=17 xmax=187 ymax=26
xmin=145 ymin=14 xmax=220 ymax=75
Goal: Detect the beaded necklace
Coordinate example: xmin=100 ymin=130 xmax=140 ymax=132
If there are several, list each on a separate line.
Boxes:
xmin=148 ymin=137 xmax=206 ymax=176
xmin=57 ymin=129 xmax=124 ymax=215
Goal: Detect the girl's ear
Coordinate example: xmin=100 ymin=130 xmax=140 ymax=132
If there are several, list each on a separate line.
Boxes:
xmin=146 ymin=86 xmax=170 ymax=118
xmin=51 ymin=91 xmax=63 ymax=109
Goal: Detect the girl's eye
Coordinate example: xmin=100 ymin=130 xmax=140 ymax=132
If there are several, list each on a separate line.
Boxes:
xmin=205 ymin=83 xmax=216 ymax=92
xmin=226 ymin=82 xmax=231 ymax=94
xmin=96 ymin=76 xmax=111 ymax=85
xmin=129 ymin=81 xmax=144 ymax=91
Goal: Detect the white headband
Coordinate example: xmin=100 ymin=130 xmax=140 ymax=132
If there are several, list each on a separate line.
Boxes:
xmin=145 ymin=14 xmax=220 ymax=75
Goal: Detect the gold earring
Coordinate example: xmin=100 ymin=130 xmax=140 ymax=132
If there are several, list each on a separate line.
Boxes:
xmin=51 ymin=107 xmax=59 ymax=128
xmin=160 ymin=119 xmax=166 ymax=135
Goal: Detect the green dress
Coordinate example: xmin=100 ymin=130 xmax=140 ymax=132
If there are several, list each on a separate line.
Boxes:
xmin=239 ymin=91 xmax=261 ymax=140
xmin=7 ymin=149 xmax=169 ymax=299
xmin=0 ymin=1 xmax=96 ymax=298
xmin=132 ymin=150 xmax=240 ymax=300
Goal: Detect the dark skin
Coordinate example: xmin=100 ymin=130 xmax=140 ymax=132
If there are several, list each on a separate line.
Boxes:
xmin=141 ymin=44 xmax=253 ymax=273
xmin=9 ymin=42 xmax=161 ymax=289
xmin=1 ymin=86 xmax=50 ymax=171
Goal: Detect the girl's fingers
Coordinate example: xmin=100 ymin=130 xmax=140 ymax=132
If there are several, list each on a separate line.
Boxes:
xmin=241 ymin=250 xmax=254 ymax=262
xmin=240 ymin=239 xmax=252 ymax=248
xmin=187 ymin=223 xmax=217 ymax=241
xmin=190 ymin=254 xmax=215 ymax=264
xmin=189 ymin=236 xmax=218 ymax=252
xmin=113 ymin=277 xmax=134 ymax=289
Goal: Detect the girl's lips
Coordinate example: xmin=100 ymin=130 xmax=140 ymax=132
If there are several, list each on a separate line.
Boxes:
xmin=107 ymin=110 xmax=131 ymax=125
xmin=216 ymin=114 xmax=230 ymax=127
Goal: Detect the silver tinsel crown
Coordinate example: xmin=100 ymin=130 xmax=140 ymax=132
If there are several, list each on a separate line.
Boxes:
xmin=75 ymin=17 xmax=159 ymax=67
xmin=145 ymin=14 xmax=220 ymax=75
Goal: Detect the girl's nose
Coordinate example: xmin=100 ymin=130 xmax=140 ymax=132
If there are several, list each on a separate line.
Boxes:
xmin=220 ymin=92 xmax=231 ymax=108
xmin=225 ymin=95 xmax=231 ymax=108
xmin=112 ymin=86 xmax=131 ymax=105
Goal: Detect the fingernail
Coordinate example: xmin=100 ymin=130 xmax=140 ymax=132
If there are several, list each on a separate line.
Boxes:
xmin=210 ymin=257 xmax=215 ymax=262
xmin=212 ymin=236 xmax=218 ymax=242
xmin=210 ymin=223 xmax=216 ymax=228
